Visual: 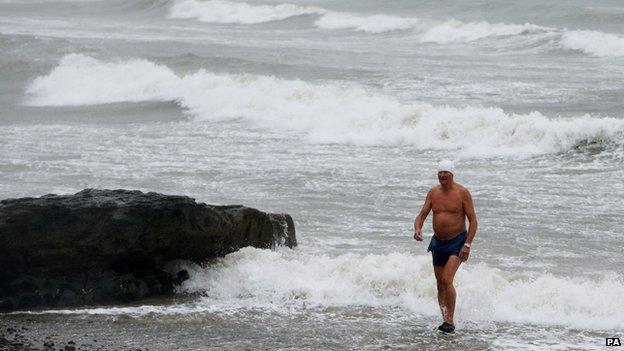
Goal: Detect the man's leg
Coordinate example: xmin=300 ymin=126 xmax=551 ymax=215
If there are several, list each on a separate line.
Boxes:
xmin=434 ymin=256 xmax=462 ymax=324
xmin=433 ymin=265 xmax=446 ymax=321
xmin=441 ymin=256 xmax=462 ymax=324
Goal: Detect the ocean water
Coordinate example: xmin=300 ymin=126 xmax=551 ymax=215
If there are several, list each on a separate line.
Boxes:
xmin=1 ymin=0 xmax=623 ymax=349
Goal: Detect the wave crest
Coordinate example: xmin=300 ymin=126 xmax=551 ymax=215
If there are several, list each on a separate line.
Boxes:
xmin=561 ymin=30 xmax=624 ymax=57
xmin=168 ymin=0 xmax=325 ymax=24
xmin=165 ymin=0 xmax=624 ymax=56
xmin=26 ymin=54 xmax=624 ymax=158
xmin=420 ymin=20 xmax=546 ymax=43
xmin=314 ymin=12 xmax=418 ymax=33
xmin=177 ymin=247 xmax=624 ymax=330
xmin=12 ymin=247 xmax=624 ymax=331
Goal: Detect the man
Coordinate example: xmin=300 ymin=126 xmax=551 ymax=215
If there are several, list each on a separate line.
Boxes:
xmin=413 ymin=159 xmax=478 ymax=333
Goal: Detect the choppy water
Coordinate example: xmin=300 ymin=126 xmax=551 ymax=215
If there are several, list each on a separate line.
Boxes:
xmin=1 ymin=0 xmax=623 ymax=349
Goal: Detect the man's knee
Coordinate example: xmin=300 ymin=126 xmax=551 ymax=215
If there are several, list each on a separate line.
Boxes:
xmin=440 ymin=275 xmax=454 ymax=288
xmin=436 ymin=279 xmax=445 ymax=291
xmin=436 ymin=274 xmax=453 ymax=289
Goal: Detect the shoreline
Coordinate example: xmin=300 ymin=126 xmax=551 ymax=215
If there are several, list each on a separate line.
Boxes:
xmin=1 ymin=305 xmax=611 ymax=351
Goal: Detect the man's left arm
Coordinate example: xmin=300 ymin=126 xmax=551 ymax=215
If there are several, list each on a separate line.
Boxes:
xmin=459 ymin=188 xmax=478 ymax=262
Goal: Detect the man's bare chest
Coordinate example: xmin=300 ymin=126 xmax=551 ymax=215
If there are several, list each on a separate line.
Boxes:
xmin=431 ymin=192 xmax=463 ymax=214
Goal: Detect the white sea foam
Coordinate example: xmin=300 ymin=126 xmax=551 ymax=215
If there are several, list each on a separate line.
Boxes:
xmin=175 ymin=248 xmax=624 ymax=330
xmin=165 ymin=0 xmax=624 ymax=58
xmin=11 ymin=304 xmax=214 ymax=316
xmin=20 ymin=247 xmax=624 ymax=331
xmin=165 ymin=1 xmax=624 ymax=57
xmin=26 ymin=54 xmax=624 ymax=157
xmin=420 ymin=19 xmax=546 ymax=43
xmin=168 ymin=0 xmax=325 ymax=24
xmin=169 ymin=0 xmax=416 ymax=33
xmin=560 ymin=30 xmax=624 ymax=57
xmin=314 ymin=12 xmax=418 ymax=34
xmin=423 ymin=21 xmax=624 ymax=57
xmin=26 ymin=54 xmax=180 ymax=106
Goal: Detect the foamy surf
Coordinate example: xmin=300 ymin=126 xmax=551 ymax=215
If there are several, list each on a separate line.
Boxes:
xmin=313 ymin=12 xmax=419 ymax=34
xmin=17 ymin=247 xmax=624 ymax=331
xmin=419 ymin=20 xmax=546 ymax=43
xmin=165 ymin=1 xmax=624 ymax=56
xmin=168 ymin=0 xmax=325 ymax=24
xmin=168 ymin=0 xmax=416 ymax=33
xmin=560 ymin=30 xmax=624 ymax=57
xmin=181 ymin=248 xmax=624 ymax=331
xmin=26 ymin=54 xmax=624 ymax=157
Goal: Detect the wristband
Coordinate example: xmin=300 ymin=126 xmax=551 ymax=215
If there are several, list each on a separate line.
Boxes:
xmin=463 ymin=243 xmax=471 ymax=248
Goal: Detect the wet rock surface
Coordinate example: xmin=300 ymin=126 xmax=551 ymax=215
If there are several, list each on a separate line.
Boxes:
xmin=0 ymin=189 xmax=296 ymax=312
xmin=1 ymin=318 xmax=151 ymax=351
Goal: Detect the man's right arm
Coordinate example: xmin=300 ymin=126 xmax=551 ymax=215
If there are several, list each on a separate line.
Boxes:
xmin=413 ymin=189 xmax=433 ymax=241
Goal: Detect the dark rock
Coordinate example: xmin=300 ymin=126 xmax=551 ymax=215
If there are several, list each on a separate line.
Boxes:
xmin=43 ymin=339 xmax=55 ymax=350
xmin=176 ymin=270 xmax=190 ymax=284
xmin=17 ymin=292 xmax=42 ymax=307
xmin=58 ymin=289 xmax=79 ymax=305
xmin=0 ymin=335 xmax=37 ymax=351
xmin=0 ymin=189 xmax=296 ymax=311
xmin=0 ymin=297 xmax=16 ymax=310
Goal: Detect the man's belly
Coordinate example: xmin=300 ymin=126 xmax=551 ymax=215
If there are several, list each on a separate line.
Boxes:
xmin=432 ymin=212 xmax=466 ymax=240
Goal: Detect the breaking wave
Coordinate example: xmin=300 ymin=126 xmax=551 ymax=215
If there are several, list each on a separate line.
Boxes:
xmin=25 ymin=54 xmax=624 ymax=157
xmin=168 ymin=0 xmax=418 ymax=33
xmin=560 ymin=30 xmax=624 ymax=57
xmin=313 ymin=12 xmax=419 ymax=34
xmin=19 ymin=248 xmax=624 ymax=331
xmin=176 ymin=248 xmax=624 ymax=330
xmin=168 ymin=0 xmax=325 ymax=24
xmin=165 ymin=0 xmax=624 ymax=56
xmin=419 ymin=20 xmax=546 ymax=43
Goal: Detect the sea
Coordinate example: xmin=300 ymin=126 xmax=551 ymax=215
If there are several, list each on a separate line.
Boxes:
xmin=1 ymin=0 xmax=623 ymax=350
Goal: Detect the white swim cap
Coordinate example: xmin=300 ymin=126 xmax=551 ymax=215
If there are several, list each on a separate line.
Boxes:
xmin=437 ymin=159 xmax=455 ymax=174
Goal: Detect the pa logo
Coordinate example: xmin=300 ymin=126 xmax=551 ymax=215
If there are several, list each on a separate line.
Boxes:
xmin=606 ymin=337 xmax=622 ymax=347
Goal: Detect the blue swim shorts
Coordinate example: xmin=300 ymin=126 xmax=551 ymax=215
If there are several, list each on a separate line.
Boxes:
xmin=427 ymin=231 xmax=467 ymax=267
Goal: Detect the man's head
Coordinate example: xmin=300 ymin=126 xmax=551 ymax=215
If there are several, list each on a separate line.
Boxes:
xmin=437 ymin=159 xmax=454 ymax=186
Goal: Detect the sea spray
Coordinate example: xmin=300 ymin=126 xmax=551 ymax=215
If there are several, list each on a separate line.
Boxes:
xmin=313 ymin=12 xmax=419 ymax=33
xmin=419 ymin=19 xmax=546 ymax=43
xmin=26 ymin=54 xmax=624 ymax=158
xmin=167 ymin=0 xmax=624 ymax=57
xmin=18 ymin=247 xmax=624 ymax=331
xmin=168 ymin=0 xmax=326 ymax=24
xmin=183 ymin=248 xmax=624 ymax=331
xmin=560 ymin=30 xmax=624 ymax=57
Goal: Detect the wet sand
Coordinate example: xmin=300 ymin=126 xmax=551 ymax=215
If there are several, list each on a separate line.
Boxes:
xmin=0 ymin=305 xmax=609 ymax=351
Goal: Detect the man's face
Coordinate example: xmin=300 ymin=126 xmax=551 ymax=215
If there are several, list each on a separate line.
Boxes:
xmin=438 ymin=171 xmax=453 ymax=186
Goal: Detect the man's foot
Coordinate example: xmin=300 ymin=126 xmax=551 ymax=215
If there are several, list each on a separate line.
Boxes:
xmin=437 ymin=322 xmax=455 ymax=333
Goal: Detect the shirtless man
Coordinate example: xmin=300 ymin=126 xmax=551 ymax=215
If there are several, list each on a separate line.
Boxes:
xmin=413 ymin=159 xmax=478 ymax=333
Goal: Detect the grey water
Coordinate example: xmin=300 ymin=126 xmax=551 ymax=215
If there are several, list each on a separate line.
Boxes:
xmin=1 ymin=0 xmax=623 ymax=349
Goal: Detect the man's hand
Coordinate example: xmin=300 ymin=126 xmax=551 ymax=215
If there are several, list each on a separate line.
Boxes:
xmin=413 ymin=228 xmax=423 ymax=241
xmin=459 ymin=245 xmax=470 ymax=262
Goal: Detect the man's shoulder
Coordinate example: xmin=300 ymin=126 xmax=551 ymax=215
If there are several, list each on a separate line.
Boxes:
xmin=454 ymin=183 xmax=472 ymax=196
xmin=455 ymin=183 xmax=468 ymax=191
xmin=428 ymin=185 xmax=441 ymax=194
